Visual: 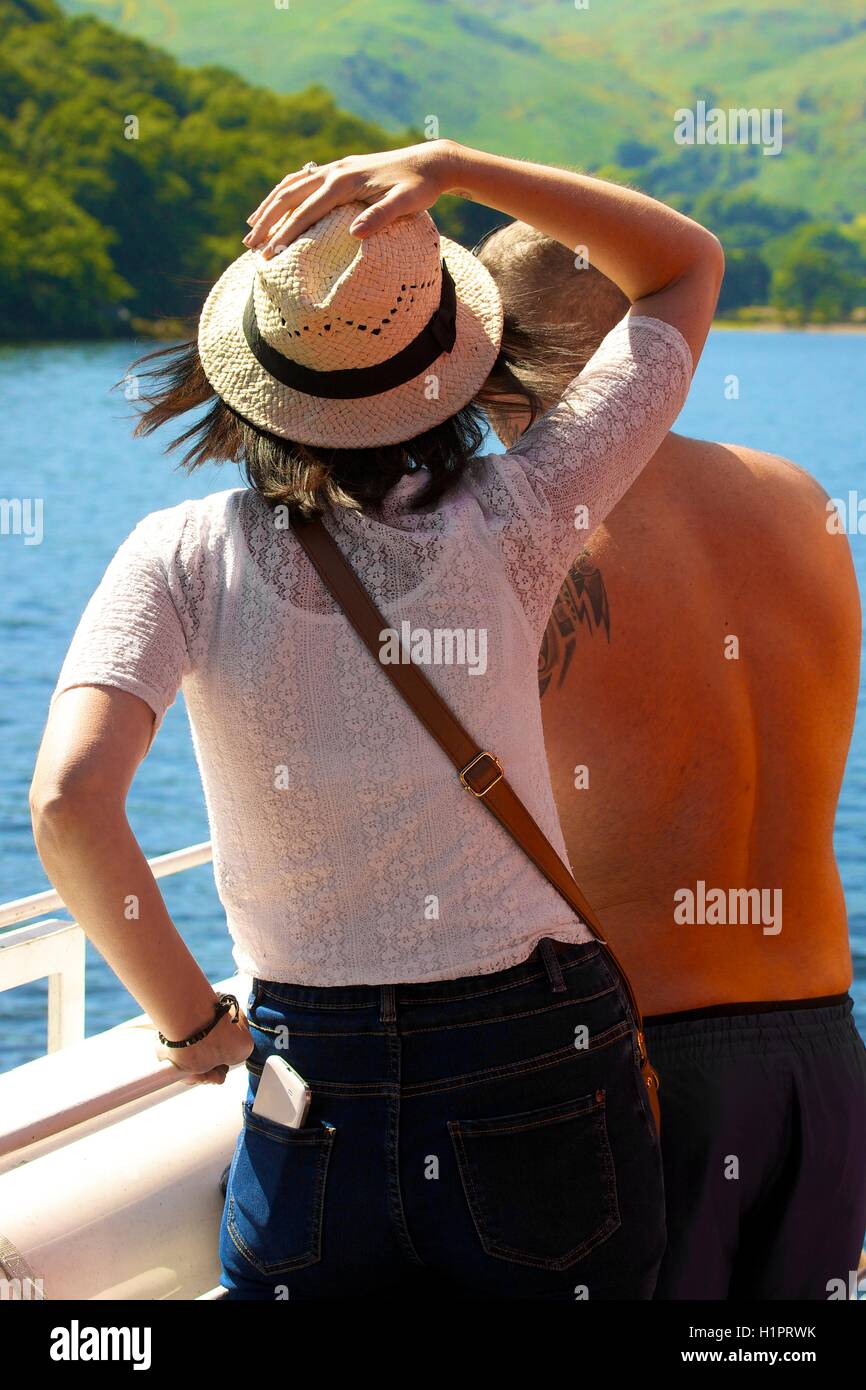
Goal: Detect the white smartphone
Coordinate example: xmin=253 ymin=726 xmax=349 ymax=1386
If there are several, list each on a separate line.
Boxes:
xmin=251 ymin=1055 xmax=312 ymax=1130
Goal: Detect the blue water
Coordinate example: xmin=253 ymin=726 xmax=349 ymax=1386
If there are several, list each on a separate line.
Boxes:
xmin=0 ymin=330 xmax=864 ymax=1072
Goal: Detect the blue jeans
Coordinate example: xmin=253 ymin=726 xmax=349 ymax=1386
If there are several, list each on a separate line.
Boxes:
xmin=218 ymin=937 xmax=665 ymax=1300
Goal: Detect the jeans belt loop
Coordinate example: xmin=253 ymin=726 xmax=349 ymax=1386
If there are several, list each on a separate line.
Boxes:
xmin=539 ymin=937 xmax=567 ymax=994
xmin=380 ymin=984 xmax=397 ymax=1024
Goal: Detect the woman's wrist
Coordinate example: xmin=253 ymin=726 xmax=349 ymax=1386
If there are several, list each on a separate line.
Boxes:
xmin=439 ymin=140 xmax=486 ymax=198
xmin=157 ymin=992 xmax=238 ymax=1048
xmin=165 ymin=1005 xmax=235 ymax=1058
xmin=156 ymin=1003 xmax=253 ymax=1079
xmin=151 ymin=983 xmax=223 ymax=1043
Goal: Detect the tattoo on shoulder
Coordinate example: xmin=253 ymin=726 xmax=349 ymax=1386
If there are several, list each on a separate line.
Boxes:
xmin=538 ymin=555 xmax=610 ymax=699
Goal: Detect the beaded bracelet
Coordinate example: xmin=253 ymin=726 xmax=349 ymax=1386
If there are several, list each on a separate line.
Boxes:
xmin=157 ymin=993 xmax=240 ymax=1048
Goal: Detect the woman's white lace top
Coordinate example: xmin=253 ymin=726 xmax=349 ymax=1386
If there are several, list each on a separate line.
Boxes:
xmin=51 ymin=313 xmax=692 ymax=984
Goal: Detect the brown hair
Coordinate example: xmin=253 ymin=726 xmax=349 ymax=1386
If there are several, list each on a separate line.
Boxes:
xmin=130 ymin=337 xmax=490 ymax=517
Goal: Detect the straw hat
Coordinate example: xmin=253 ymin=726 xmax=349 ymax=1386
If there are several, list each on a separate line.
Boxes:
xmin=198 ymin=201 xmax=503 ymax=449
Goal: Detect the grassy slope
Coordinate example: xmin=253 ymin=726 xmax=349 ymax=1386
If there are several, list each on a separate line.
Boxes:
xmin=507 ymin=0 xmax=866 ymax=218
xmin=58 ymin=0 xmax=655 ymax=164
xmin=58 ymin=0 xmax=866 ymax=216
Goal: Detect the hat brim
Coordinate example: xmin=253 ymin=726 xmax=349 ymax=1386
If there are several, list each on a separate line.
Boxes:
xmin=198 ymin=235 xmax=503 ymax=449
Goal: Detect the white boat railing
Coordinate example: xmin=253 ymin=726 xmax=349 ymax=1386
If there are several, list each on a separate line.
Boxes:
xmin=0 ymin=842 xmax=213 ymax=1054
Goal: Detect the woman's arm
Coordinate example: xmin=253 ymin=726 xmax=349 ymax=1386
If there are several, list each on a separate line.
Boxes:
xmin=30 ymin=685 xmax=253 ymax=1083
xmin=245 ymin=139 xmax=724 ymax=365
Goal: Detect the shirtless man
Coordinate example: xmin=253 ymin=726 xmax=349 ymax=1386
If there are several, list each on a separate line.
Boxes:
xmin=478 ymin=222 xmax=866 ymax=1300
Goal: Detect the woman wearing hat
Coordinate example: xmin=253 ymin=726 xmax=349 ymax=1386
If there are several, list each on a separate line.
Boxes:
xmin=31 ymin=139 xmax=723 ymax=1299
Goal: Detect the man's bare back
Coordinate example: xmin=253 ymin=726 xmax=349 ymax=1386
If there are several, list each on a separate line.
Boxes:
xmin=540 ymin=431 xmax=861 ymax=1014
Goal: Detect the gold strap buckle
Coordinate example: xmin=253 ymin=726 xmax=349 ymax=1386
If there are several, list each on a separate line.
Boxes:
xmin=459 ymin=750 xmax=504 ymax=798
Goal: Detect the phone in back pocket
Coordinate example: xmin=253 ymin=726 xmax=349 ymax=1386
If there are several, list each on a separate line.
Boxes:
xmin=252 ymin=1055 xmax=312 ymax=1129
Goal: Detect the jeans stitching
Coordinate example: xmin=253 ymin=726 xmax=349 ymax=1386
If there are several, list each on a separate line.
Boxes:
xmin=402 ymin=1020 xmax=632 ymax=1098
xmin=243 ymin=1059 xmax=390 ymax=1090
xmin=253 ymin=945 xmax=602 ymax=1011
xmin=243 ymin=1114 xmax=332 ymax=1146
xmin=454 ymin=1091 xmax=606 ymax=1138
xmin=243 ymin=1022 xmax=632 ymax=1096
xmin=225 ymin=1118 xmax=335 ymax=1275
xmin=539 ymin=936 xmax=567 ymax=992
xmin=247 ymin=1021 xmax=388 ymax=1038
xmin=384 ymin=1030 xmax=425 ymax=1267
xmin=448 ymin=1098 xmax=621 ymax=1270
xmin=399 ymin=984 xmax=618 ymax=1037
xmin=245 ymin=982 xmax=617 ymax=1040
xmin=407 ymin=947 xmax=601 ymax=1004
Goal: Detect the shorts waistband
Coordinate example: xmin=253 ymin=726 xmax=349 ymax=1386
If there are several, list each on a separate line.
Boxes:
xmin=645 ymin=992 xmax=850 ymax=1027
xmin=644 ymin=993 xmax=858 ymax=1055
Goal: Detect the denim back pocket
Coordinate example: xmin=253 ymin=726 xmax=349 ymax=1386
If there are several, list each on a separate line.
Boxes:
xmin=222 ymin=1100 xmax=336 ymax=1277
xmin=448 ymin=1090 xmax=620 ymax=1270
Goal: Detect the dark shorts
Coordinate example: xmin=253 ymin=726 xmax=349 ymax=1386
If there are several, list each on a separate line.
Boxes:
xmin=218 ymin=938 xmax=664 ymax=1300
xmin=646 ymin=994 xmax=866 ymax=1300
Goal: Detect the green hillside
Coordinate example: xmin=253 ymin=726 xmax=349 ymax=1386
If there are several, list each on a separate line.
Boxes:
xmin=0 ymin=0 xmax=470 ymax=339
xmin=60 ymin=0 xmax=866 ymax=219
xmin=1 ymin=0 xmax=863 ymax=337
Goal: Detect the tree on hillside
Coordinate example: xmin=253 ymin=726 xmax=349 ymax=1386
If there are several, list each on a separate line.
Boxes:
xmin=0 ymin=0 xmax=427 ymax=338
xmin=691 ymin=190 xmax=808 ymax=247
xmin=0 ymin=167 xmax=130 ymax=338
xmin=770 ymin=225 xmax=866 ymax=324
xmin=717 ymin=250 xmax=771 ymax=314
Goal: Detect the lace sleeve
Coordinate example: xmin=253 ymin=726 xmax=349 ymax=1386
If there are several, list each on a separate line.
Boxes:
xmin=472 ymin=312 xmax=693 ymax=638
xmin=49 ymin=512 xmax=191 ymax=746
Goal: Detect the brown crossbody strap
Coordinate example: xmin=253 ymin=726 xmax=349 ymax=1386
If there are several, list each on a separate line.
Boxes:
xmin=290 ymin=512 xmax=660 ymax=1130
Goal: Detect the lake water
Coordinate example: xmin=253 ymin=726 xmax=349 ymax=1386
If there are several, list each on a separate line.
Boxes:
xmin=1 ymin=330 xmax=864 ymax=1072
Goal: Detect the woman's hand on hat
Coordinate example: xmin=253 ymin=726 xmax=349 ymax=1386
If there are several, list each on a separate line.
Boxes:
xmin=243 ymin=140 xmax=459 ymax=259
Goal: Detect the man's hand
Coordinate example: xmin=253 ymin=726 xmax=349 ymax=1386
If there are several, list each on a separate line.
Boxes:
xmin=243 ymin=139 xmax=460 ymax=258
xmin=154 ymin=1007 xmax=255 ymax=1086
